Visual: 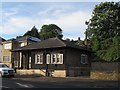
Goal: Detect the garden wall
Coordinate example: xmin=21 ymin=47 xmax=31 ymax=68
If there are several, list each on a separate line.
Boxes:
xmin=90 ymin=62 xmax=120 ymax=80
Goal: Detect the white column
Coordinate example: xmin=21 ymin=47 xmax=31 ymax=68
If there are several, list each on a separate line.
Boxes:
xmin=19 ymin=52 xmax=22 ymax=68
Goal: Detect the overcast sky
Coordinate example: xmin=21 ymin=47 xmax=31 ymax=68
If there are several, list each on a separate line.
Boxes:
xmin=0 ymin=1 xmax=118 ymax=40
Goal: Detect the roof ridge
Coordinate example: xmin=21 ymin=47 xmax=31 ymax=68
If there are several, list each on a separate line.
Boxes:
xmin=56 ymin=37 xmax=66 ymax=47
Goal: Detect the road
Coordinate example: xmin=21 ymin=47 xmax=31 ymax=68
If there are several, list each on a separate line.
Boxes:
xmin=0 ymin=76 xmax=120 ymax=90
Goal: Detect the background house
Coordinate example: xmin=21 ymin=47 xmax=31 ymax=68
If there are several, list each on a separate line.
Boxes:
xmin=0 ymin=37 xmax=6 ymax=62
xmin=2 ymin=36 xmax=40 ymax=68
xmin=13 ymin=37 xmax=92 ymax=77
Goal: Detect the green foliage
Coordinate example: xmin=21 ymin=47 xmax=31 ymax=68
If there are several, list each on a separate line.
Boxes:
xmin=86 ymin=2 xmax=120 ymax=61
xmin=24 ymin=26 xmax=40 ymax=39
xmin=76 ymin=40 xmax=84 ymax=46
xmin=16 ymin=36 xmax=23 ymax=39
xmin=39 ymin=24 xmax=63 ymax=40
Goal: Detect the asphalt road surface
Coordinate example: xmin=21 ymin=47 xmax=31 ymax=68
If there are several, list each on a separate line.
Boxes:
xmin=0 ymin=76 xmax=120 ymax=90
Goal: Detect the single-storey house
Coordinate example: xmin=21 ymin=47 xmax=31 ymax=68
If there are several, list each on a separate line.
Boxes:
xmin=12 ymin=37 xmax=92 ymax=77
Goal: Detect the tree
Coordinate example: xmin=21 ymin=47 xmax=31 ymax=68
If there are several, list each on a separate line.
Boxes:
xmin=86 ymin=2 xmax=120 ymax=61
xmin=39 ymin=24 xmax=63 ymax=40
xmin=16 ymin=36 xmax=23 ymax=39
xmin=24 ymin=26 xmax=40 ymax=39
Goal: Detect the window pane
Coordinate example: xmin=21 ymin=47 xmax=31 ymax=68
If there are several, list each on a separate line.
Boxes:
xmin=37 ymin=55 xmax=40 ymax=63
xmin=59 ymin=54 xmax=63 ymax=64
xmin=29 ymin=56 xmax=31 ymax=68
xmin=52 ymin=54 xmax=56 ymax=63
xmin=46 ymin=54 xmax=50 ymax=64
xmin=56 ymin=54 xmax=60 ymax=62
xmin=81 ymin=54 xmax=88 ymax=64
xmin=14 ymin=61 xmax=18 ymax=68
xmin=3 ymin=56 xmax=9 ymax=62
xmin=4 ymin=43 xmax=11 ymax=49
xmin=20 ymin=43 xmax=25 ymax=47
xmin=40 ymin=54 xmax=43 ymax=63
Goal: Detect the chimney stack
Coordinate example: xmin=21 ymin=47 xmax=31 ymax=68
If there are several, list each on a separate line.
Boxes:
xmin=78 ymin=37 xmax=81 ymax=41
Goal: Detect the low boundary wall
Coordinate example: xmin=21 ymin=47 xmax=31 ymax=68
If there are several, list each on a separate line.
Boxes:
xmin=90 ymin=62 xmax=120 ymax=80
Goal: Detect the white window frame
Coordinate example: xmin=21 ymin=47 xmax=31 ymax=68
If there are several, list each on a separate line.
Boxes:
xmin=35 ymin=53 xmax=43 ymax=64
xmin=3 ymin=56 xmax=10 ymax=62
xmin=51 ymin=53 xmax=63 ymax=64
xmin=29 ymin=56 xmax=31 ymax=68
xmin=46 ymin=54 xmax=51 ymax=64
xmin=4 ymin=43 xmax=11 ymax=49
xmin=14 ymin=60 xmax=18 ymax=68
xmin=51 ymin=54 xmax=56 ymax=64
xmin=81 ymin=54 xmax=88 ymax=64
xmin=56 ymin=54 xmax=63 ymax=64
xmin=20 ymin=42 xmax=25 ymax=47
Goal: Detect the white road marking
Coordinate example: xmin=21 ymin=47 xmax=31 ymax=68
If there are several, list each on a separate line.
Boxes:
xmin=16 ymin=82 xmax=33 ymax=88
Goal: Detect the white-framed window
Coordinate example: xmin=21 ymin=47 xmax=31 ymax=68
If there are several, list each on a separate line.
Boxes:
xmin=51 ymin=54 xmax=56 ymax=64
xmin=81 ymin=54 xmax=88 ymax=64
xmin=46 ymin=54 xmax=51 ymax=64
xmin=29 ymin=56 xmax=31 ymax=68
xmin=14 ymin=61 xmax=18 ymax=68
xmin=4 ymin=43 xmax=11 ymax=49
xmin=56 ymin=54 xmax=63 ymax=64
xmin=35 ymin=53 xmax=43 ymax=64
xmin=3 ymin=56 xmax=10 ymax=62
xmin=51 ymin=53 xmax=63 ymax=64
xmin=20 ymin=42 xmax=25 ymax=47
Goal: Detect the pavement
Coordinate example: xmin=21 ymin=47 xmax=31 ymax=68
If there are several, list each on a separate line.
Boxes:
xmin=14 ymin=74 xmax=118 ymax=82
xmin=13 ymin=74 xmax=97 ymax=83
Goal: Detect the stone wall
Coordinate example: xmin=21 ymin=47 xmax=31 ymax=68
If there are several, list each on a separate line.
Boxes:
xmin=90 ymin=62 xmax=120 ymax=80
xmin=16 ymin=62 xmax=120 ymax=79
xmin=16 ymin=69 xmax=46 ymax=76
xmin=53 ymin=70 xmax=66 ymax=77
xmin=90 ymin=71 xmax=119 ymax=80
xmin=16 ymin=69 xmax=66 ymax=77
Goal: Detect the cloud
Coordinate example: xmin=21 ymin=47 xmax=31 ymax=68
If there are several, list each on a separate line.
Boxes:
xmin=0 ymin=25 xmax=2 ymax=35
xmin=40 ymin=10 xmax=91 ymax=40
xmin=1 ymin=0 xmax=119 ymax=2
xmin=2 ymin=6 xmax=19 ymax=17
xmin=2 ymin=17 xmax=40 ymax=35
xmin=37 ymin=3 xmax=85 ymax=19
xmin=38 ymin=7 xmax=71 ymax=19
xmin=1 ymin=7 xmax=91 ymax=40
xmin=2 ymin=10 xmax=17 ymax=17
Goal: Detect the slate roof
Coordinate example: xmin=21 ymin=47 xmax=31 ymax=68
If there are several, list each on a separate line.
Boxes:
xmin=12 ymin=37 xmax=92 ymax=52
xmin=15 ymin=36 xmax=40 ymax=42
xmin=2 ymin=36 xmax=40 ymax=44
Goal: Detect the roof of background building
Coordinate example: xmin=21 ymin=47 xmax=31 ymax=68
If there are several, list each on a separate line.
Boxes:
xmin=0 ymin=37 xmax=6 ymax=44
xmin=2 ymin=36 xmax=41 ymax=44
xmin=12 ymin=37 xmax=92 ymax=52
xmin=15 ymin=36 xmax=41 ymax=42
